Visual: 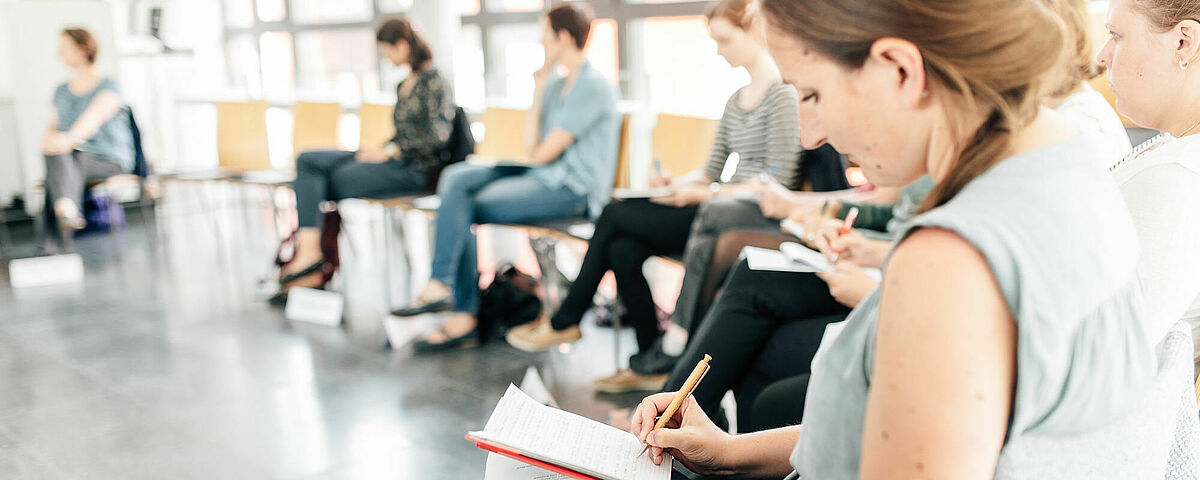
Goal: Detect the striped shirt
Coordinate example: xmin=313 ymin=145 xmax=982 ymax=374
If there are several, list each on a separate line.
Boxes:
xmin=703 ymin=83 xmax=802 ymax=186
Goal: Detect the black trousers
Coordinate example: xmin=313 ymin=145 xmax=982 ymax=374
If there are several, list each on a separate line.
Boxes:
xmin=550 ymin=199 xmax=699 ymax=352
xmin=292 ymin=150 xmax=428 ymax=228
xmin=662 ymin=259 xmax=850 ymax=429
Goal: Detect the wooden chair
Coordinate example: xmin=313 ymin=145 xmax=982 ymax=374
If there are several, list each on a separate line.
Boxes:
xmin=475 ymin=108 xmax=529 ymax=158
xmin=216 ymin=100 xmax=272 ymax=173
xmin=291 ymin=101 xmax=341 ymax=158
xmin=358 ymin=103 xmax=395 ymax=151
xmin=652 ymin=113 xmax=719 ymax=178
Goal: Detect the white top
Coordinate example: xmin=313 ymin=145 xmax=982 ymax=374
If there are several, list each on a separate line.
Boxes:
xmin=1056 ymin=84 xmax=1133 ymax=166
xmin=1111 ymin=133 xmax=1200 ymax=340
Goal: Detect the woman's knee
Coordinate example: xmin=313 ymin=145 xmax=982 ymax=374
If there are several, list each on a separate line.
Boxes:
xmin=608 ymin=238 xmax=650 ymax=274
xmin=434 ymin=162 xmax=478 ymax=195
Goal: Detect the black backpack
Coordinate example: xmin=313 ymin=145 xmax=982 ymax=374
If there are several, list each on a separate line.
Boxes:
xmin=478 ymin=264 xmax=542 ymax=342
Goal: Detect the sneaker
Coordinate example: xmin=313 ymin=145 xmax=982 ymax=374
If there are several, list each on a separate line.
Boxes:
xmin=505 ymin=321 xmax=582 ymax=352
xmin=594 ymin=369 xmax=669 ymax=394
xmin=628 ymin=340 xmax=679 ymax=376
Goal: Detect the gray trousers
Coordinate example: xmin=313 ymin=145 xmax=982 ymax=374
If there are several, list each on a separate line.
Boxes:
xmin=671 ymin=196 xmax=781 ymax=333
xmin=42 ymin=151 xmax=125 ymax=245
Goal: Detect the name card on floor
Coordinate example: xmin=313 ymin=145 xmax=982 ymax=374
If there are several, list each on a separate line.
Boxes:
xmin=284 ymin=287 xmax=344 ymax=326
xmin=8 ymin=254 xmax=84 ymax=288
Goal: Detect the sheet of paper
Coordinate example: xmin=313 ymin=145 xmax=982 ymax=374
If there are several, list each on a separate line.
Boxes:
xmin=742 ymin=247 xmax=820 ymax=273
xmin=472 ymin=385 xmax=672 ymax=480
xmin=486 ymin=453 xmax=572 ymax=480
xmin=519 ymin=366 xmax=558 ymax=409
xmin=778 ymin=242 xmax=834 ymax=272
xmin=611 ymin=187 xmax=673 ymax=200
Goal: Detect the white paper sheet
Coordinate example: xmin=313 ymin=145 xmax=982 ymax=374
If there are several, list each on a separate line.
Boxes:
xmin=471 ymin=385 xmax=672 ymax=480
xmin=742 ymin=247 xmax=820 ymax=273
xmin=486 ymin=453 xmax=572 ymax=480
xmin=778 ymin=242 xmax=834 ymax=272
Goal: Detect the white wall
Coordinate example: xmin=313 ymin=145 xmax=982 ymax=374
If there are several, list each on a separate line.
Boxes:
xmin=4 ymin=0 xmax=118 ymax=213
xmin=0 ymin=0 xmax=21 ymax=206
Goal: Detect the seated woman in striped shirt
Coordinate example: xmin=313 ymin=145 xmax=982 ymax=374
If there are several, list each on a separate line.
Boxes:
xmin=503 ymin=0 xmax=802 ymax=384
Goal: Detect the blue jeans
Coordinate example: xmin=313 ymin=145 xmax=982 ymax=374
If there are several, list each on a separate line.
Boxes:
xmin=430 ymin=162 xmax=588 ymax=314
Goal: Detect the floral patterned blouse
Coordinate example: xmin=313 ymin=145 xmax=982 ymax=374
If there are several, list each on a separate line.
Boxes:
xmin=389 ymin=68 xmax=455 ymax=173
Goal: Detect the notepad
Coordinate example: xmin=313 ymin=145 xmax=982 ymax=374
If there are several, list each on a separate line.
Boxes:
xmin=469 ymin=385 xmax=672 ymax=480
xmin=778 ymin=242 xmax=834 ymax=272
xmin=743 ymin=246 xmax=821 ymax=273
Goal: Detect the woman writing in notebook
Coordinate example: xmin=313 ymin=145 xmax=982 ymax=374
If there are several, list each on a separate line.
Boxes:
xmin=1098 ymin=0 xmax=1200 ymax=371
xmin=632 ymin=0 xmax=1157 ymax=477
xmin=504 ymin=0 xmax=802 ymax=388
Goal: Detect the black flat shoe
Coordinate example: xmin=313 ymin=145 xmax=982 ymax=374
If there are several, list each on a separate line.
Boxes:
xmin=278 ymin=259 xmax=326 ymax=285
xmin=628 ymin=339 xmax=679 ymax=376
xmin=413 ymin=326 xmax=479 ymax=353
xmin=391 ymin=295 xmax=454 ymax=317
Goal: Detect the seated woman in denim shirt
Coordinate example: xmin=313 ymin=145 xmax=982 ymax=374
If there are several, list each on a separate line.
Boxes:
xmin=397 ymin=3 xmax=621 ymax=352
xmin=41 ymin=28 xmax=134 ymax=250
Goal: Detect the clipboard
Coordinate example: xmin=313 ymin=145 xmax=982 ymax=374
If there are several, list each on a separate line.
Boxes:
xmin=467 ymin=434 xmax=601 ymax=480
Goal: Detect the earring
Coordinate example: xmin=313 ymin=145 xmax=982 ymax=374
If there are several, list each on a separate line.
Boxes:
xmin=1181 ymin=58 xmax=1190 ymax=70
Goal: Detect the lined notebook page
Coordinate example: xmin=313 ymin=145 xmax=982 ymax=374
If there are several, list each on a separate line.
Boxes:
xmin=472 ymin=385 xmax=672 ymax=480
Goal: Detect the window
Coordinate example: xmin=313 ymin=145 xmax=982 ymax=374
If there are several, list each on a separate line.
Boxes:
xmin=632 ymin=15 xmax=745 ymax=118
xmin=294 ymin=29 xmax=376 ymax=103
xmin=224 ymin=0 xmax=256 ymax=29
xmin=256 ymin=0 xmax=287 ymax=22
xmin=259 ymin=32 xmax=297 ymax=98
xmin=488 ymin=23 xmax=544 ymax=106
xmin=377 ymin=0 xmax=413 ymax=14
xmin=290 ymin=0 xmax=373 ymax=24
xmin=587 ymin=19 xmax=619 ymax=85
xmin=227 ymin=34 xmax=263 ymax=97
xmin=459 ymin=0 xmax=482 ymax=15
xmin=484 ymin=0 xmax=543 ymax=12
xmin=455 ymin=25 xmax=487 ymax=112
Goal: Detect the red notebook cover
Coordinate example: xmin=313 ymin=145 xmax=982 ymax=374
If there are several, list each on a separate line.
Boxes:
xmin=467 ymin=434 xmax=602 ymax=480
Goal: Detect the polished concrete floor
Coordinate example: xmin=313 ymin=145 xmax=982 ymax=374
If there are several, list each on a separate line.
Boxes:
xmin=0 ymin=182 xmax=648 ymax=479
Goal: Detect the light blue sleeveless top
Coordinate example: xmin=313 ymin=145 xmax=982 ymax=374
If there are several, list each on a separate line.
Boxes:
xmin=790 ymin=134 xmax=1157 ymax=478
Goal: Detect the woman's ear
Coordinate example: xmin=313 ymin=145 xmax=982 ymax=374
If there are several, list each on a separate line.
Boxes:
xmin=868 ymin=37 xmax=928 ymax=109
xmin=1177 ymin=19 xmax=1200 ymax=67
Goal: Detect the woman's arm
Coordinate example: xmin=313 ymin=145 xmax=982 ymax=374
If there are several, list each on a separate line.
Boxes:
xmin=63 ymin=90 xmax=121 ymax=146
xmin=859 ymin=227 xmax=1015 ymax=479
xmin=1120 ymin=164 xmax=1200 ymax=337
xmin=631 ymin=393 xmax=800 ymax=477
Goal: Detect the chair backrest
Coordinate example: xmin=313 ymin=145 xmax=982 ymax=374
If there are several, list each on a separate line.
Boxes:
xmin=426 ymin=106 xmax=476 ymax=189
xmin=216 ymin=100 xmax=271 ymax=171
xmin=292 ymin=101 xmax=341 ymax=158
xmin=652 ymin=113 xmax=719 ymax=178
xmin=476 ymin=108 xmax=528 ymax=158
xmin=613 ymin=113 xmax=632 ymax=188
xmin=358 ymin=103 xmax=394 ymax=151
xmin=993 ymin=322 xmax=1198 ymax=479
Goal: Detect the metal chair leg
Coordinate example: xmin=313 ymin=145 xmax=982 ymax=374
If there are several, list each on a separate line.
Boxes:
xmin=382 ymin=205 xmax=396 ymax=317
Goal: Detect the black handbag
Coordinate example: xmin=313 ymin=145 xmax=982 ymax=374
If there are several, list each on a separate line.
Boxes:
xmin=478 ymin=263 xmax=542 ymax=342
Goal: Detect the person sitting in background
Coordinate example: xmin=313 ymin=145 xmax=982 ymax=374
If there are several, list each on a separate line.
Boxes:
xmin=1098 ymin=0 xmax=1200 ymax=369
xmin=398 ymin=3 xmax=622 ymax=353
xmin=621 ymin=0 xmax=1137 ymax=432
xmin=41 ymin=28 xmax=133 ymax=251
xmin=632 ymin=0 xmax=1158 ymax=475
xmin=503 ymin=0 xmax=802 ymax=395
xmin=270 ymin=17 xmax=453 ymax=302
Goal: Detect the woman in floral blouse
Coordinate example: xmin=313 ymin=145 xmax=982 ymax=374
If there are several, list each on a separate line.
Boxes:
xmin=271 ymin=16 xmax=454 ymax=302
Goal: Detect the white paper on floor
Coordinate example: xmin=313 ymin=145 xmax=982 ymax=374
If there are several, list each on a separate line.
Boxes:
xmin=284 ymin=287 xmax=344 ymax=326
xmin=9 ymin=254 xmax=84 ymax=288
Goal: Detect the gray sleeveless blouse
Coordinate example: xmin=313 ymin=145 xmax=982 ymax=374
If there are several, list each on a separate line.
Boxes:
xmin=790 ymin=134 xmax=1157 ymax=478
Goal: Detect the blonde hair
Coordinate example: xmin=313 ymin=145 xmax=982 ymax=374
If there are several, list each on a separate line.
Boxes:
xmin=760 ymin=0 xmax=1064 ymax=212
xmin=1042 ymin=0 xmax=1103 ymax=98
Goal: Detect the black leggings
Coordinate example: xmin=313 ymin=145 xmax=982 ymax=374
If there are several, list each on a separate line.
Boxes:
xmin=292 ymin=150 xmax=428 ymax=228
xmin=551 ymin=200 xmax=698 ymax=352
xmin=663 ymin=259 xmax=850 ymax=428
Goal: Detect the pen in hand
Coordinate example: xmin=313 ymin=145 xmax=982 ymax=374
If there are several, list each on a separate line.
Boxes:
xmin=636 ymin=355 xmax=712 ymax=459
xmin=829 ymin=206 xmax=859 ymax=263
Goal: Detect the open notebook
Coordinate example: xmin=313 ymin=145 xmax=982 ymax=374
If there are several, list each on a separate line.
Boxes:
xmin=468 ymin=385 xmax=673 ymax=480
